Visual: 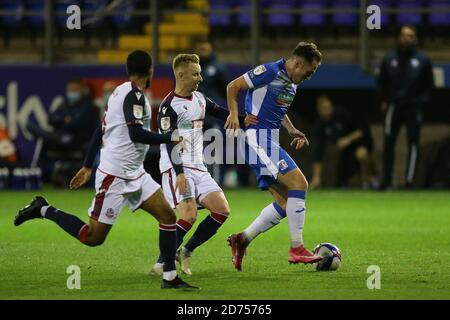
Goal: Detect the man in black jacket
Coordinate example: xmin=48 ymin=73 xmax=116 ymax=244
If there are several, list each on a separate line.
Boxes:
xmin=377 ymin=25 xmax=434 ymax=189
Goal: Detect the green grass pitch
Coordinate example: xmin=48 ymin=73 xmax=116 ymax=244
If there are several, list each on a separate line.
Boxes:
xmin=1 ymin=188 xmax=449 ymax=300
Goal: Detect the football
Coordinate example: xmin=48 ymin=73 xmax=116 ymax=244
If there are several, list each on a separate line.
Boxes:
xmin=312 ymin=243 xmax=342 ymax=271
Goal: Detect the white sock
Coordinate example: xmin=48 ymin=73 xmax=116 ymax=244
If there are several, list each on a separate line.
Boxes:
xmin=243 ymin=202 xmax=285 ymax=242
xmin=163 ymin=270 xmax=177 ymax=281
xmin=40 ymin=205 xmax=50 ymax=217
xmin=286 ymin=190 xmax=306 ymax=248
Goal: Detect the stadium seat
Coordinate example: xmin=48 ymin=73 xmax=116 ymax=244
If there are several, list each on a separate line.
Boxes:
xmin=331 ymin=0 xmax=359 ymax=26
xmin=25 ymin=0 xmax=45 ymax=27
xmin=110 ymin=0 xmax=137 ymax=28
xmin=209 ymin=0 xmax=232 ymax=27
xmin=396 ymin=0 xmax=424 ymax=26
xmin=267 ymin=0 xmax=296 ymax=27
xmin=82 ymin=0 xmax=109 ymax=26
xmin=299 ymin=0 xmax=328 ymax=27
xmin=236 ymin=0 xmax=252 ymax=27
xmin=369 ymin=0 xmax=394 ymax=26
xmin=428 ymin=0 xmax=450 ymax=26
xmin=0 ymin=0 xmax=24 ymax=27
xmin=0 ymin=0 xmax=25 ymax=47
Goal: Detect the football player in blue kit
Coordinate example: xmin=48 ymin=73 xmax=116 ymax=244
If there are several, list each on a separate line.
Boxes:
xmin=225 ymin=42 xmax=324 ymax=271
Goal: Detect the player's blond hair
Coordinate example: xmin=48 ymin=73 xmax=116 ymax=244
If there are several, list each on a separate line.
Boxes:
xmin=172 ymin=54 xmax=200 ymax=71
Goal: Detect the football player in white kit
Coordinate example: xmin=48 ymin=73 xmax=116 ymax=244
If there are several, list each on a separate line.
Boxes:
xmin=14 ymin=50 xmax=198 ymax=290
xmin=150 ymin=54 xmax=257 ymax=276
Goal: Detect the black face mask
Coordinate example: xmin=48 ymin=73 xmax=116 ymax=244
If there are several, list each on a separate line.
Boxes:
xmin=145 ymin=78 xmax=150 ymax=89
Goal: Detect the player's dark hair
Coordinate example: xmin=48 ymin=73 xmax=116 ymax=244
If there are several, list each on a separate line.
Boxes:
xmin=126 ymin=50 xmax=153 ymax=77
xmin=292 ymin=42 xmax=322 ymax=63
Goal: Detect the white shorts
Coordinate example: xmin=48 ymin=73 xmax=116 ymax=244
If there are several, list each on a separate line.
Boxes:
xmin=161 ymin=167 xmax=223 ymax=209
xmin=88 ymin=169 xmax=160 ymax=225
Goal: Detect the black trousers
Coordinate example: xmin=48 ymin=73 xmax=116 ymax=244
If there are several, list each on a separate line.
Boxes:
xmin=382 ymin=104 xmax=422 ymax=186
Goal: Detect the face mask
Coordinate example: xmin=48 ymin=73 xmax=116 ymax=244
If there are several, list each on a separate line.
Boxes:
xmin=66 ymin=91 xmax=81 ymax=104
xmin=145 ymin=78 xmax=150 ymax=89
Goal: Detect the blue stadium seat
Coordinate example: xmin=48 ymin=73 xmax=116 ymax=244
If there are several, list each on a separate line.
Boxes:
xmin=369 ymin=0 xmax=394 ymax=26
xmin=110 ymin=0 xmax=137 ymax=27
xmin=331 ymin=0 xmax=359 ymax=26
xmin=428 ymin=0 xmax=450 ymax=26
xmin=299 ymin=0 xmax=328 ymax=26
xmin=83 ymin=0 xmax=109 ymax=26
xmin=267 ymin=0 xmax=296 ymax=27
xmin=209 ymin=1 xmax=232 ymax=27
xmin=396 ymin=0 xmax=424 ymax=26
xmin=25 ymin=0 xmax=45 ymax=27
xmin=0 ymin=0 xmax=25 ymax=26
xmin=236 ymin=0 xmax=251 ymax=27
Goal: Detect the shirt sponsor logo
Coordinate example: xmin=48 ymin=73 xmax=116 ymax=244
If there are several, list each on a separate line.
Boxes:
xmin=276 ymin=91 xmax=294 ymax=107
xmin=133 ymin=104 xmax=144 ymax=119
xmin=160 ymin=116 xmax=170 ymax=131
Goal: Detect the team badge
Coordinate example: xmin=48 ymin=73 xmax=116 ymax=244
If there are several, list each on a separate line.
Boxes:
xmin=105 ymin=208 xmax=115 ymax=218
xmin=253 ymin=65 xmax=266 ymax=75
xmin=133 ymin=104 xmax=143 ymax=119
xmin=160 ymin=117 xmax=170 ymax=131
xmin=278 ymin=159 xmax=288 ymax=171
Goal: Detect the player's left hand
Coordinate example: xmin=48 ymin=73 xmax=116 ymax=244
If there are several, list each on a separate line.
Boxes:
xmin=69 ymin=167 xmax=92 ymax=190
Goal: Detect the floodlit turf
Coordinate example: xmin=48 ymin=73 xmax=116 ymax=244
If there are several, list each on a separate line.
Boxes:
xmin=1 ymin=188 xmax=449 ymax=300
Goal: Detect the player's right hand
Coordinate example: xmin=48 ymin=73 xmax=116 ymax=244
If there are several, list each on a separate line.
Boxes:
xmin=224 ymin=114 xmax=240 ymax=137
xmin=69 ymin=167 xmax=92 ymax=190
xmin=176 ymin=173 xmax=187 ymax=195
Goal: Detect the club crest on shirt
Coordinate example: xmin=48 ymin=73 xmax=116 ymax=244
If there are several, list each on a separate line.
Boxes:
xmin=278 ymin=159 xmax=288 ymax=171
xmin=133 ymin=104 xmax=143 ymax=119
xmin=160 ymin=116 xmax=170 ymax=131
xmin=252 ymin=65 xmax=266 ymax=76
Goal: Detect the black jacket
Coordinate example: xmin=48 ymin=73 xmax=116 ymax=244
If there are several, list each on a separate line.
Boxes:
xmin=377 ymin=47 xmax=434 ymax=109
